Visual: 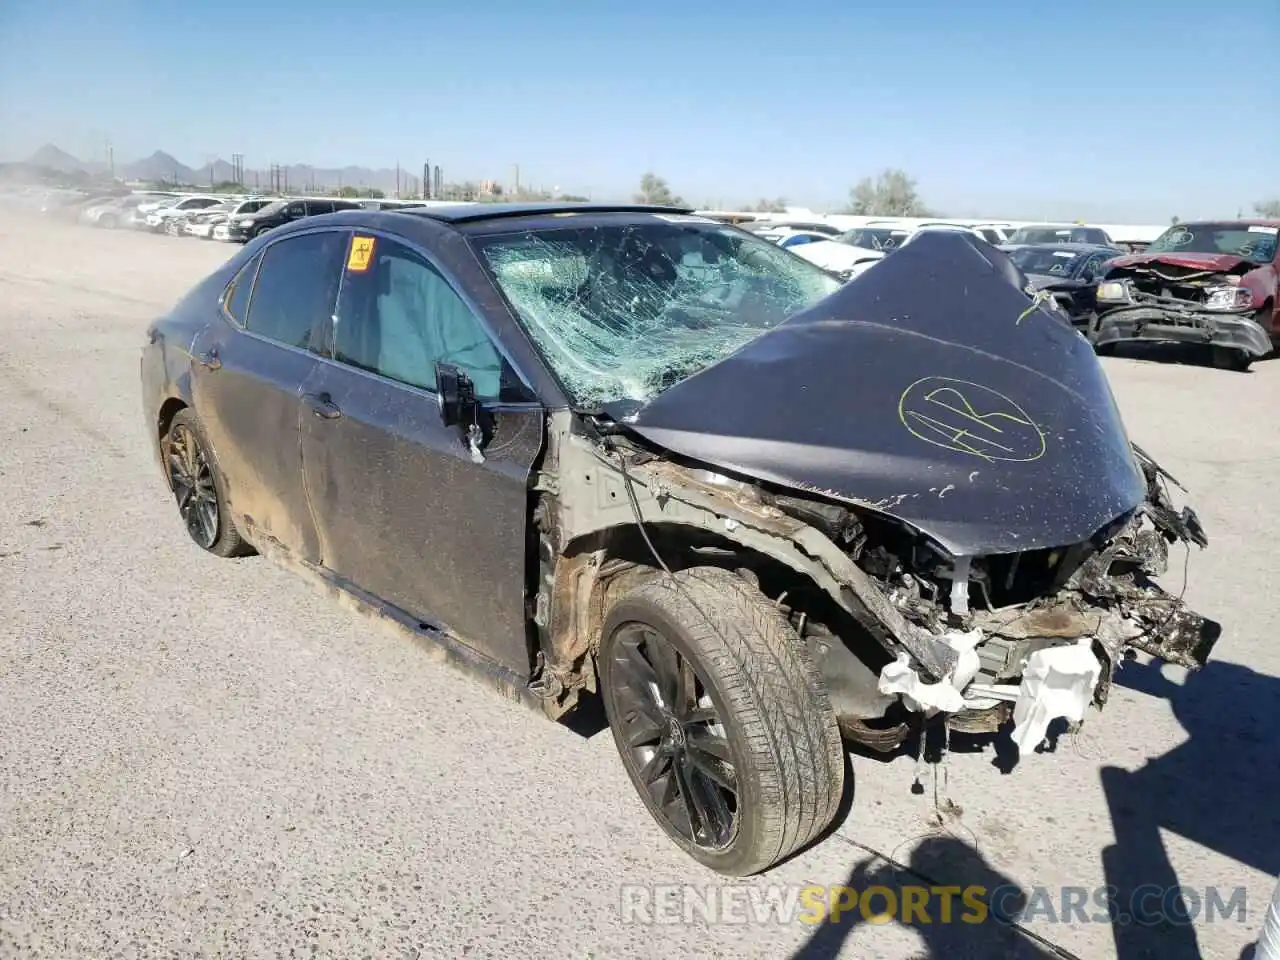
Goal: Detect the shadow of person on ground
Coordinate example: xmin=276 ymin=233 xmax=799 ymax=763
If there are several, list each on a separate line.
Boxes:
xmin=1101 ymin=657 xmax=1280 ymax=960
xmin=789 ymin=834 xmax=1061 ymax=960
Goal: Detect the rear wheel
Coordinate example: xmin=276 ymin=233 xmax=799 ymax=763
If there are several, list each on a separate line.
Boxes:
xmin=599 ymin=566 xmax=844 ymax=876
xmin=99 ymin=213 xmax=117 ymax=229
xmin=164 ymin=409 xmax=250 ymax=557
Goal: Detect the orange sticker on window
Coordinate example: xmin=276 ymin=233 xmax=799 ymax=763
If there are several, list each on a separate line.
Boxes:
xmin=347 ymin=236 xmax=375 ymax=272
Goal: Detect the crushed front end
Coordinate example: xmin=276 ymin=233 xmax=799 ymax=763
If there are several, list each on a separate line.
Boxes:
xmin=781 ymin=446 xmax=1219 ymax=755
xmin=1093 ymin=260 xmax=1271 ymax=358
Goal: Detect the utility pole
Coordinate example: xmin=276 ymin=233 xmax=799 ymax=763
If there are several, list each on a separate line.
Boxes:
xmin=396 ymin=161 xmax=401 ymax=199
xmin=107 ymin=140 xmax=114 ymax=180
xmin=423 ymin=160 xmax=429 ymax=200
xmin=513 ymin=163 xmax=520 ymax=198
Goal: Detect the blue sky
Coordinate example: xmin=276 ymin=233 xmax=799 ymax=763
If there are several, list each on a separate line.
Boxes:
xmin=1 ymin=0 xmax=1276 ymax=222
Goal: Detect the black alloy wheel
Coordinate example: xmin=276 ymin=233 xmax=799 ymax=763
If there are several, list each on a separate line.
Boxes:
xmin=605 ymin=622 xmax=739 ymax=850
xmin=599 ymin=566 xmax=844 ymax=876
xmin=167 ymin=421 xmax=219 ymax=549
xmin=163 ymin=409 xmax=249 ymax=557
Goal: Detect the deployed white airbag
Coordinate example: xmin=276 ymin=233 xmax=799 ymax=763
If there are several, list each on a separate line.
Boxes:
xmin=1010 ymin=640 xmax=1102 ymax=754
xmin=877 ymin=629 xmax=984 ymax=716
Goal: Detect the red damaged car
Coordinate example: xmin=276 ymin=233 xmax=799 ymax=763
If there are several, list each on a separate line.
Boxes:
xmin=1090 ymin=220 xmax=1279 ymax=371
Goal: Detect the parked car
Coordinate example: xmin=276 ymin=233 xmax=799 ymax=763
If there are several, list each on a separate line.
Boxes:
xmin=141 ymin=206 xmax=1216 ymax=877
xmin=1007 ymin=223 xmax=1115 ymax=246
xmin=145 ymin=195 xmax=223 ymax=232
xmin=1092 ymin=220 xmax=1279 ymax=371
xmin=357 ymin=199 xmax=431 ymax=211
xmin=185 ymin=197 xmax=274 ymax=240
xmin=220 ymin=197 xmax=363 ymax=242
xmin=43 ymin=191 xmax=124 ymax=222
xmin=83 ymin=193 xmax=175 ymax=229
xmin=792 ymin=226 xmax=912 ymax=280
xmin=764 ymin=228 xmax=836 ymax=250
xmin=1000 ymin=242 xmax=1124 ymax=328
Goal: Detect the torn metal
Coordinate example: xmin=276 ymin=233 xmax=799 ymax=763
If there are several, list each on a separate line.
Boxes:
xmin=1094 ymin=253 xmax=1272 ymax=360
xmin=527 ymin=231 xmax=1220 ymax=755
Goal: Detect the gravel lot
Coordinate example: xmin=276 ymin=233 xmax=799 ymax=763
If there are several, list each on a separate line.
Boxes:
xmin=1 ymin=215 xmax=1276 ymax=960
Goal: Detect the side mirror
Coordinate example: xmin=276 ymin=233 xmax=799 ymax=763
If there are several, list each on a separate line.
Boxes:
xmin=435 ymin=361 xmax=476 ymax=428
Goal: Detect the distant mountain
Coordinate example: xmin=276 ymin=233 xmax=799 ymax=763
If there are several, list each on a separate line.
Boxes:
xmin=8 ymin=144 xmax=437 ymax=197
xmin=121 ymin=150 xmax=198 ymax=184
xmin=25 ymin=144 xmax=88 ymax=173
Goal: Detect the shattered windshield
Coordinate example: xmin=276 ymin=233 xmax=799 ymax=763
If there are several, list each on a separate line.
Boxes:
xmin=1146 ymin=222 xmax=1278 ymax=263
xmin=1004 ymin=246 xmax=1084 ymax=276
xmin=838 ymin=227 xmax=909 ymax=251
xmin=473 ymin=216 xmax=841 ymax=406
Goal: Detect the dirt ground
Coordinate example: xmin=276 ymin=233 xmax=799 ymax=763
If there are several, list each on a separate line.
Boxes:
xmin=1 ymin=212 xmax=1276 ymax=960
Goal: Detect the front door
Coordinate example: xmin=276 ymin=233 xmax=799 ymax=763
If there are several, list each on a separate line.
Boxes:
xmin=191 ymin=228 xmax=350 ymax=562
xmin=299 ymin=232 xmax=544 ymax=674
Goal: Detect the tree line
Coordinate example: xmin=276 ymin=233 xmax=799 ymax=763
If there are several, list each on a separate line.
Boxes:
xmin=634 ymin=169 xmax=1280 ymax=223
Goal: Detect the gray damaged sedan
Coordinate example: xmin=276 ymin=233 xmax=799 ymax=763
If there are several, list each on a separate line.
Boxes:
xmin=141 ymin=204 xmax=1220 ymax=875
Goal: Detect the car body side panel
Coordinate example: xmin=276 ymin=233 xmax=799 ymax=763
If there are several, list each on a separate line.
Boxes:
xmin=298 ymin=362 xmax=545 ymax=676
xmin=189 ymin=320 xmax=322 ymax=561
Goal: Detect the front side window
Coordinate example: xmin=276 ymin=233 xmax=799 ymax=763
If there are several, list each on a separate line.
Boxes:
xmin=243 ymin=231 xmax=347 ymax=349
xmin=332 ymin=235 xmax=506 ymax=399
xmin=473 ymin=216 xmax=841 ymax=406
xmin=1146 ymin=222 xmax=1277 ymax=264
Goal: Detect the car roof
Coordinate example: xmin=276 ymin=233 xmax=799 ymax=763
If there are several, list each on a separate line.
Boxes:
xmin=396 ymin=201 xmax=695 ymax=225
xmin=1001 ymin=241 xmax=1119 ymax=253
xmin=1174 ymin=219 xmax=1280 ymax=229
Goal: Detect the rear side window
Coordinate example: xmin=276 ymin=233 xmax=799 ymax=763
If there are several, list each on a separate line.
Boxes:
xmin=222 ymin=253 xmax=262 ymax=325
xmin=305 ymin=199 xmax=335 ymax=215
xmin=244 ymin=231 xmax=348 ymax=349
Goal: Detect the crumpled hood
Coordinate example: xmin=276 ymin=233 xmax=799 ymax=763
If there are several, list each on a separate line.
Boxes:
xmin=623 ymin=230 xmax=1146 ymax=557
xmin=1107 ymin=251 xmax=1251 ymax=273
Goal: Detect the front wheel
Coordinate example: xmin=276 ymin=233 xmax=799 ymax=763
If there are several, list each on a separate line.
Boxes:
xmin=1211 ymin=347 xmax=1252 ymax=372
xmin=599 ymin=566 xmax=844 ymax=876
xmin=164 ymin=409 xmax=251 ymax=557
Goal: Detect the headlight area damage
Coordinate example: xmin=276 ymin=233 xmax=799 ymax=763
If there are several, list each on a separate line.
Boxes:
xmin=530 ymin=231 xmax=1221 ymax=759
xmin=1093 ymin=255 xmax=1273 ymax=367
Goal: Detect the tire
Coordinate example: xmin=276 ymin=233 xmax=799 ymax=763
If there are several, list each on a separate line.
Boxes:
xmin=1085 ymin=313 xmax=1115 ymax=354
xmin=599 ymin=566 xmax=844 ymax=876
xmin=1210 ymin=346 xmax=1252 ymax=372
xmin=163 ymin=408 xmax=251 ymax=558
xmin=99 ymin=214 xmax=117 ymax=229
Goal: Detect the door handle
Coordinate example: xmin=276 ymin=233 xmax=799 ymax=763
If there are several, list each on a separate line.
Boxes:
xmin=195 ymin=348 xmax=221 ymax=370
xmin=303 ymin=392 xmax=342 ymax=420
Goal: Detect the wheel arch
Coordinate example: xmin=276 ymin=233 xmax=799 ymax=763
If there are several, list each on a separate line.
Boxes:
xmin=157 ymin=396 xmax=188 ymax=444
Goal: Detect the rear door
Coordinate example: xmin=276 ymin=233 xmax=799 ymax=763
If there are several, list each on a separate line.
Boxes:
xmin=190 ymin=228 xmax=350 ymax=561
xmin=299 ymin=230 xmax=544 ymax=673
